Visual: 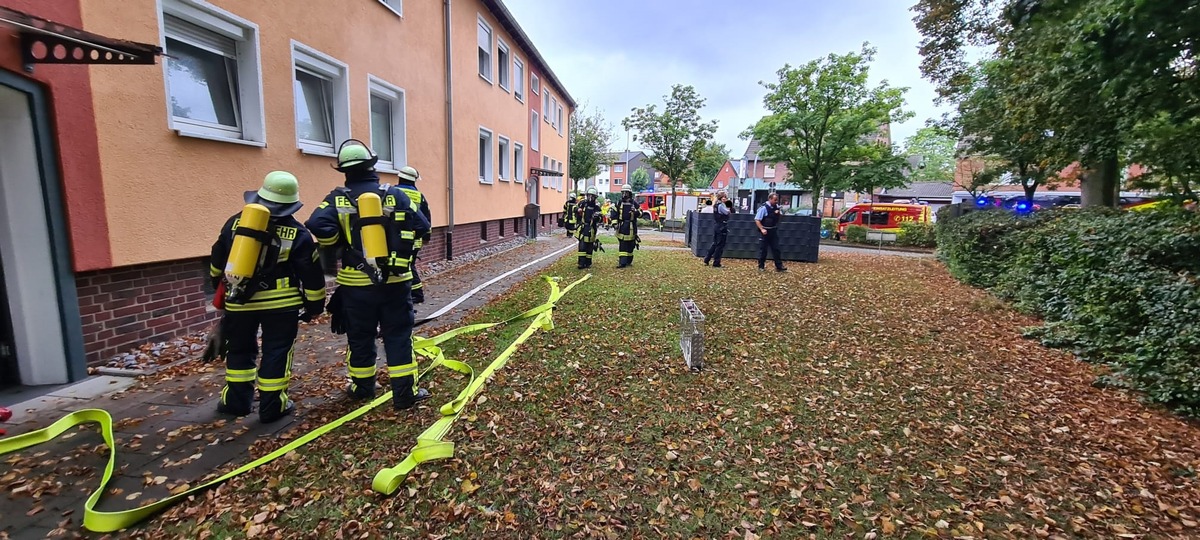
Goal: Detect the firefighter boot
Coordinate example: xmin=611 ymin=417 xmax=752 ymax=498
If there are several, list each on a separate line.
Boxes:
xmin=216 ymin=380 xmax=254 ymax=417
xmin=412 ymin=287 xmax=425 ymax=305
xmin=259 ymin=390 xmax=295 ymax=423
xmin=392 ymin=378 xmax=432 ymax=411
xmin=345 ymin=377 xmax=376 ymax=401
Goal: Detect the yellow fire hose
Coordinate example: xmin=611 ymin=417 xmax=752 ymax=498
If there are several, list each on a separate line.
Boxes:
xmin=0 ymin=275 xmax=588 ymax=533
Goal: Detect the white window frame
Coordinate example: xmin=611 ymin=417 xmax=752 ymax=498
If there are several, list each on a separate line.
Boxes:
xmin=479 ymin=127 xmax=494 ymax=184
xmin=290 ymin=41 xmax=350 ymax=156
xmin=513 ymin=57 xmax=525 ymax=102
xmin=159 ymin=0 xmax=266 ymax=146
xmin=530 ymin=111 xmax=540 ymax=151
xmin=544 ymin=92 xmax=551 ymax=123
xmin=477 ymin=16 xmax=493 ymax=83
xmin=556 ymin=161 xmax=564 ymax=191
xmin=513 ymin=142 xmax=524 ymax=183
xmin=557 ymin=104 xmax=564 ymax=136
xmin=367 ymin=75 xmax=407 ymax=173
xmin=530 ymin=73 xmax=540 ymax=95
xmin=376 ymin=0 xmax=402 ymax=17
xmin=614 ymin=164 xmax=624 ymax=173
xmin=765 ymin=164 xmax=776 ymax=178
xmin=498 ymin=135 xmax=510 ymax=181
xmin=542 ymin=156 xmax=550 ymax=188
xmin=497 ymin=38 xmax=511 ymax=92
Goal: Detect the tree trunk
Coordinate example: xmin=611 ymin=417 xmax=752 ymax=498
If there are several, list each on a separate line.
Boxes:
xmin=670 ymin=183 xmax=678 ymax=220
xmin=1081 ymin=153 xmax=1120 ymax=207
xmin=810 ymin=179 xmax=822 ymax=216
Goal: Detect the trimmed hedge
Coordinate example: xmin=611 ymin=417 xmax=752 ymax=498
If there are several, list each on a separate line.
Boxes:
xmin=846 ymin=225 xmax=869 ymax=243
xmin=821 ymin=218 xmax=838 ymax=234
xmin=897 ymin=221 xmax=936 ymax=248
xmin=937 ymin=207 xmax=1200 ymax=414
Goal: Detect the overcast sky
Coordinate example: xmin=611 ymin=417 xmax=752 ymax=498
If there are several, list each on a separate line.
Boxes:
xmin=504 ymin=0 xmax=949 ymax=159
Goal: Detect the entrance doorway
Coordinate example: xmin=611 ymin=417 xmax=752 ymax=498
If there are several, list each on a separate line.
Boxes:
xmin=0 ymin=73 xmax=85 ymax=386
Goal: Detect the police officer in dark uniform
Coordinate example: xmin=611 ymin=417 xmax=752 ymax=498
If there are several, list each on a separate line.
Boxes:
xmin=396 ymin=166 xmax=430 ymax=305
xmin=703 ymin=190 xmax=732 ymax=267
xmin=611 ymin=185 xmax=640 ymax=268
xmin=562 ymin=191 xmax=579 ymax=238
xmin=305 ymin=140 xmax=433 ymax=410
xmin=574 ymin=187 xmax=602 ymax=269
xmin=755 ymin=192 xmax=787 ymax=272
xmin=209 ymin=171 xmax=326 ymax=423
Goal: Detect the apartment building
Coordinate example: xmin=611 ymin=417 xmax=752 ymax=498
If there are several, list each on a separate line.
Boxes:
xmin=0 ymin=0 xmax=573 ymax=387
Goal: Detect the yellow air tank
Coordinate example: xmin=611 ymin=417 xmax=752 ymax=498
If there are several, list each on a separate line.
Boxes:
xmin=224 ymin=203 xmax=271 ymax=287
xmin=357 ymin=192 xmax=389 ymax=261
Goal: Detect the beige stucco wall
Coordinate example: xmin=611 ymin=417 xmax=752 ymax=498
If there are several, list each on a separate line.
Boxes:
xmin=454 ymin=0 xmax=557 ymax=224
xmin=81 ymin=0 xmax=449 ymax=267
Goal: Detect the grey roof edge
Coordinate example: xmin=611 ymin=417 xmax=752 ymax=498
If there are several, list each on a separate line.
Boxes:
xmin=482 ymin=0 xmax=576 ymax=109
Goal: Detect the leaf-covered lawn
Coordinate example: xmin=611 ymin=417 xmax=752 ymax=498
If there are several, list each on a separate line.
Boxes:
xmin=139 ymin=251 xmax=1200 ymax=539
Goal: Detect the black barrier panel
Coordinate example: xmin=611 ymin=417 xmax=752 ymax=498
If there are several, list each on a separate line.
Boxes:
xmin=688 ymin=211 xmax=821 ymax=262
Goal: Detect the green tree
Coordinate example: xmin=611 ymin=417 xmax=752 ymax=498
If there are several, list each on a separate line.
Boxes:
xmin=954 ymin=58 xmax=1058 ymax=203
xmin=744 ymin=44 xmax=911 ymax=215
xmin=684 ymin=141 xmax=731 ymax=190
xmin=902 ymin=126 xmax=956 ymax=183
xmin=622 ymin=85 xmax=719 ymax=219
xmin=569 ymin=104 xmax=615 ymax=193
xmin=912 ymin=0 xmax=1200 ymax=207
xmin=836 ymin=144 xmax=914 ymax=197
xmin=629 ymin=167 xmax=650 ymax=193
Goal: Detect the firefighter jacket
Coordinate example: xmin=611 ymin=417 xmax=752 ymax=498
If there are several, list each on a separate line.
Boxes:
xmin=397 ymin=180 xmax=432 ymax=250
xmin=209 ymin=214 xmax=325 ymax=312
xmin=611 ymin=199 xmax=640 ymax=241
xmin=574 ymin=199 xmax=602 ymax=242
xmin=306 ymin=173 xmax=431 ymax=287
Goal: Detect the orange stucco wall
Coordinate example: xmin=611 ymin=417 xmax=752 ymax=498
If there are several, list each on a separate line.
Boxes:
xmin=80 ymin=0 xmax=449 ymax=267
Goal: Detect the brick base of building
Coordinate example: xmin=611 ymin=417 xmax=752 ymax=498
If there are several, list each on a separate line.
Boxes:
xmin=73 ymin=213 xmax=565 ymax=367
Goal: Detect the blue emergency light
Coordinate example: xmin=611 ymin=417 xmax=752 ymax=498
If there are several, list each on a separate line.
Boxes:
xmin=1014 ymin=199 xmax=1033 ymax=214
xmin=975 ymin=196 xmax=990 ymax=208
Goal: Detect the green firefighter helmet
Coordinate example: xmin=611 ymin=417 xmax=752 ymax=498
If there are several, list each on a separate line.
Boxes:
xmin=586 ymin=187 xmax=598 ymax=197
xmin=620 ymin=184 xmax=633 ymax=195
xmin=244 ymin=171 xmax=303 ymax=217
xmin=333 ymin=139 xmax=378 ymax=172
xmin=397 ymin=166 xmax=420 ymax=183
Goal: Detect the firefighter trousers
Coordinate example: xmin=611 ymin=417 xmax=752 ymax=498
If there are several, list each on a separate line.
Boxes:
xmin=340 ymin=282 xmax=421 ymax=406
xmin=617 ymin=239 xmax=636 ymax=267
xmin=577 ymin=231 xmax=595 ymax=268
xmin=219 ymin=309 xmax=299 ymax=421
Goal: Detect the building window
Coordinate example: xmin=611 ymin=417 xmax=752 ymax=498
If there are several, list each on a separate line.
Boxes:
xmin=556 ymin=161 xmax=563 ymax=191
xmin=614 ymin=164 xmax=624 ymax=173
xmin=531 ymin=73 xmax=540 ymax=95
xmin=513 ymin=58 xmax=525 ymax=102
xmin=498 ymin=135 xmax=510 ymax=181
xmin=498 ymin=219 xmax=505 ymax=237
xmin=549 ymin=96 xmax=558 ymax=128
xmin=479 ymin=127 xmax=494 ymax=184
xmin=376 ymin=0 xmax=402 ymax=16
xmin=557 ymin=104 xmax=564 ymax=136
xmin=543 ymin=92 xmax=551 ymax=122
xmin=497 ymin=40 xmax=511 ymax=91
xmin=542 ymin=156 xmax=549 ymax=187
xmin=513 ymin=142 xmax=524 ymax=183
xmin=368 ymin=76 xmax=406 ymax=172
xmin=477 ymin=17 xmax=493 ymax=81
xmin=530 ymin=111 xmax=539 ymax=151
xmin=161 ymin=2 xmax=264 ymax=144
xmin=292 ymin=42 xmax=349 ymax=155
xmin=765 ymin=164 xmax=776 ymax=178
xmin=480 ymin=221 xmax=488 ymax=241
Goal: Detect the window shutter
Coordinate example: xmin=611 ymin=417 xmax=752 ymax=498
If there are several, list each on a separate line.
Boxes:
xmin=165 ymin=15 xmax=237 ymax=57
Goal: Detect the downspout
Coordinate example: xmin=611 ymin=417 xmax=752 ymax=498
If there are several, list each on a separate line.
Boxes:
xmin=443 ymin=0 xmax=456 ymax=260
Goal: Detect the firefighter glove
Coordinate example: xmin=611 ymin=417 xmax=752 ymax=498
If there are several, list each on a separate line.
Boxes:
xmin=299 ymin=299 xmax=325 ymax=323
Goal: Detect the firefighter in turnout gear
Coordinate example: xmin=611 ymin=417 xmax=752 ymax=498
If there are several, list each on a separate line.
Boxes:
xmin=305 ymin=140 xmax=434 ymax=410
xmin=611 ymin=185 xmax=640 ymax=268
xmin=574 ymin=187 xmax=602 ymax=269
xmin=208 ymin=171 xmax=326 ymax=423
xmin=562 ymin=192 xmax=579 ymax=237
xmin=396 ymin=166 xmax=430 ymax=305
